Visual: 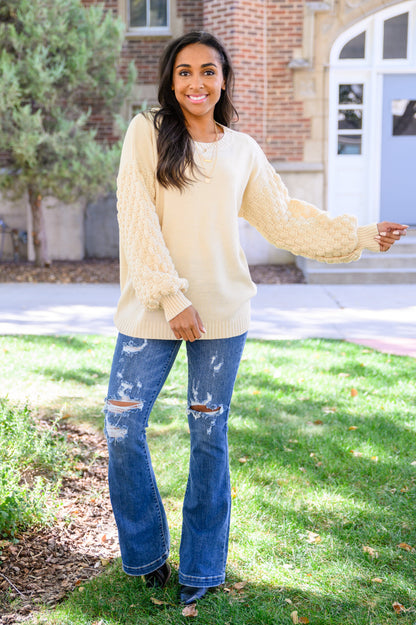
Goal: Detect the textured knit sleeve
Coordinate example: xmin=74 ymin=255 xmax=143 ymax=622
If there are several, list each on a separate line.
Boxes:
xmin=239 ymin=140 xmax=379 ymax=264
xmin=117 ymin=114 xmax=191 ymax=320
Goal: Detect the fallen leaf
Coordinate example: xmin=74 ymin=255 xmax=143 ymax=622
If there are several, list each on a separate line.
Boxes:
xmin=289 ymin=439 xmax=299 ymax=443
xmin=233 ymin=581 xmax=247 ymax=591
xmin=371 ymin=456 xmax=378 ymax=462
xmin=398 ymin=542 xmax=414 ymax=552
xmin=182 ymin=604 xmax=198 ymax=617
xmin=313 ymin=420 xmax=324 ymax=426
xmin=150 ymin=597 xmax=169 ymax=606
xmin=349 ymin=450 xmax=363 ymax=457
xmin=411 ymin=461 xmax=416 ymax=466
xmin=322 ymin=406 xmax=337 ymax=414
xmin=251 ymin=390 xmax=261 ymax=395
xmin=291 ymin=611 xmax=299 ymax=624
xmin=316 ymin=461 xmax=323 ymax=467
xmin=100 ymin=558 xmax=110 ymax=566
xmin=371 ymin=578 xmax=384 ymax=583
xmin=231 ymin=486 xmax=237 ymax=499
xmin=285 ymin=598 xmax=293 ymax=604
xmin=348 ymin=426 xmax=358 ymax=431
xmin=307 ymin=531 xmax=322 ymax=544
xmin=392 ymin=601 xmax=406 ymax=614
xmin=299 ymin=619 xmax=310 ymax=624
xmin=363 ymin=545 xmax=379 ymax=559
xmin=238 ymin=456 xmax=248 ymax=463
xmin=350 ymin=388 xmax=358 ymax=397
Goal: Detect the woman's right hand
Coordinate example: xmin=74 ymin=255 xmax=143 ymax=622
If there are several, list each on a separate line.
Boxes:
xmin=169 ymin=305 xmax=206 ymax=342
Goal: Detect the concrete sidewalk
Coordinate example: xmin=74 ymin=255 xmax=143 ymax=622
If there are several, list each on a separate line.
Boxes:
xmin=2 ymin=282 xmax=416 ymax=356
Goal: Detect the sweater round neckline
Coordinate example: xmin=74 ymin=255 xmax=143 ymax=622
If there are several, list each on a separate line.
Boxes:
xmin=193 ymin=125 xmax=230 ymax=147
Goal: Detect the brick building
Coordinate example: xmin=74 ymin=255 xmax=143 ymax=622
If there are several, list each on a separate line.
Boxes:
xmin=2 ymin=0 xmax=415 ymax=263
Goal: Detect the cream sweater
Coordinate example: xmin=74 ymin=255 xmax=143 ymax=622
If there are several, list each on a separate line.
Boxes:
xmin=114 ymin=113 xmax=379 ymax=339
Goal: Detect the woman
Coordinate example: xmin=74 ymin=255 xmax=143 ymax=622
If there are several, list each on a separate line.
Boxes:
xmin=104 ymin=31 xmax=407 ymax=605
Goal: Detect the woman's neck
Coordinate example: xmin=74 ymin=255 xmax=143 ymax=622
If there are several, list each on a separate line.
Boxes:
xmin=186 ymin=118 xmax=223 ymax=143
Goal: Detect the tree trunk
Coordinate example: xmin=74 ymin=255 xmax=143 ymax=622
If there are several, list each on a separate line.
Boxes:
xmin=28 ymin=187 xmax=50 ymax=267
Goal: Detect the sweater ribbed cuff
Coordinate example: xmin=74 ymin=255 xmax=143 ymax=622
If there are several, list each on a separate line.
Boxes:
xmin=160 ymin=291 xmax=193 ymax=322
xmin=357 ymin=223 xmax=380 ymax=253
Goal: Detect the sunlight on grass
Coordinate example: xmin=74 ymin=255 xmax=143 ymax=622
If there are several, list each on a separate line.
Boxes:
xmin=1 ymin=335 xmax=415 ymax=624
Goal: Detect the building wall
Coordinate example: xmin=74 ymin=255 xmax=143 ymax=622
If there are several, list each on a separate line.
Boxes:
xmin=3 ymin=0 xmax=403 ymax=261
xmin=291 ymin=0 xmax=409 ymax=213
xmin=86 ymin=0 xmax=313 ymax=161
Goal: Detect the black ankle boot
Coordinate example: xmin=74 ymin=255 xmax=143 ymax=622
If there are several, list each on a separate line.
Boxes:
xmin=144 ymin=562 xmax=171 ymax=588
xmin=180 ymin=585 xmax=209 ymax=605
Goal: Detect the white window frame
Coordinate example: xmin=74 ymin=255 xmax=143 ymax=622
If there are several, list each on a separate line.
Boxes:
xmin=336 ymin=84 xmax=365 ymax=156
xmin=126 ymin=0 xmax=171 ymax=36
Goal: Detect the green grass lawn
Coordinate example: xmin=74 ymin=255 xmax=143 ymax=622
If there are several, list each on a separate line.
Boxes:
xmin=1 ymin=335 xmax=415 ymax=624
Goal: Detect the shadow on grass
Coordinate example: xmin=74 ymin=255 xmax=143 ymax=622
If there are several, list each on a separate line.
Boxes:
xmin=38 ymin=367 xmax=108 ymax=386
xmin=13 ymin=334 xmax=106 ymax=351
xmin=4 ymin=337 xmax=416 ymax=623
xmin=44 ymin=559 xmax=416 ymax=625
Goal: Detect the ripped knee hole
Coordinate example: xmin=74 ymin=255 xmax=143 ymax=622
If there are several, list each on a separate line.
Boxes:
xmin=189 ymin=404 xmax=219 ymax=413
xmin=106 ymin=399 xmax=143 ymax=412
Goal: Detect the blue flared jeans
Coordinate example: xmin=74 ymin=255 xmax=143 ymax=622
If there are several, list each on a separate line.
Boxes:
xmin=104 ymin=331 xmax=247 ymax=588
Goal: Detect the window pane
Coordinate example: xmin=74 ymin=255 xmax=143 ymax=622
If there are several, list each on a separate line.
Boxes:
xmin=339 ymin=32 xmax=366 ymax=59
xmin=150 ymin=0 xmax=167 ymax=26
xmin=338 ymin=110 xmax=362 ymax=130
xmin=392 ymin=100 xmax=416 ymax=136
xmin=339 ymin=84 xmax=363 ymax=105
xmin=338 ymin=135 xmax=362 ymax=155
xmin=383 ymin=13 xmax=408 ymax=59
xmin=130 ymin=0 xmax=146 ymax=27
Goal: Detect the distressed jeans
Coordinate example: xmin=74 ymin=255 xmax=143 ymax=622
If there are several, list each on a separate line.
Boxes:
xmin=104 ymin=331 xmax=247 ymax=587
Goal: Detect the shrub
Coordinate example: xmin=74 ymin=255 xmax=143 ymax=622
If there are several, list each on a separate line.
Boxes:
xmin=0 ymin=399 xmax=68 ymax=537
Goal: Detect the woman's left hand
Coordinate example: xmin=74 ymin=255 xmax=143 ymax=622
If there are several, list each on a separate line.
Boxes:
xmin=375 ymin=222 xmax=408 ymax=252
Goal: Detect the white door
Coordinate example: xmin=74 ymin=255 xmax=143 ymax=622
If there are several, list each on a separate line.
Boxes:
xmin=380 ymin=74 xmax=416 ymax=224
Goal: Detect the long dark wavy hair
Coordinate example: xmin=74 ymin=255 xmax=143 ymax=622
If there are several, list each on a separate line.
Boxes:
xmin=150 ymin=31 xmax=238 ymax=191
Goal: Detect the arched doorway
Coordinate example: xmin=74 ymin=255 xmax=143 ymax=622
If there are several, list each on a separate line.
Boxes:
xmin=328 ymin=1 xmax=416 ymax=226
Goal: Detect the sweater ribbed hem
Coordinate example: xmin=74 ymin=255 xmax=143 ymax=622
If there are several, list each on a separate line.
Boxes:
xmin=160 ymin=291 xmax=192 ymax=322
xmin=114 ymin=304 xmax=251 ymax=340
xmin=358 ymin=223 xmax=380 ymax=253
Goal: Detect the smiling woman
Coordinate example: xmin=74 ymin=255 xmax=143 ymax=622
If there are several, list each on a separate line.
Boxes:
xmin=171 ymin=44 xmax=226 ymax=135
xmin=153 ymin=31 xmax=237 ymax=190
xmin=105 ymin=30 xmax=407 ymax=609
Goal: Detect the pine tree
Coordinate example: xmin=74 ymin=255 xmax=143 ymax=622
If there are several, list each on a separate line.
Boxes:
xmin=0 ymin=0 xmax=135 ymax=266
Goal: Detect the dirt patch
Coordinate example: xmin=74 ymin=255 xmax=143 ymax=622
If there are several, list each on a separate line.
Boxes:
xmin=249 ymin=263 xmax=305 ymax=284
xmin=0 ymin=423 xmax=118 ymax=624
xmin=0 ymin=259 xmax=305 ymax=285
xmin=0 ymin=259 xmax=120 ymax=284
